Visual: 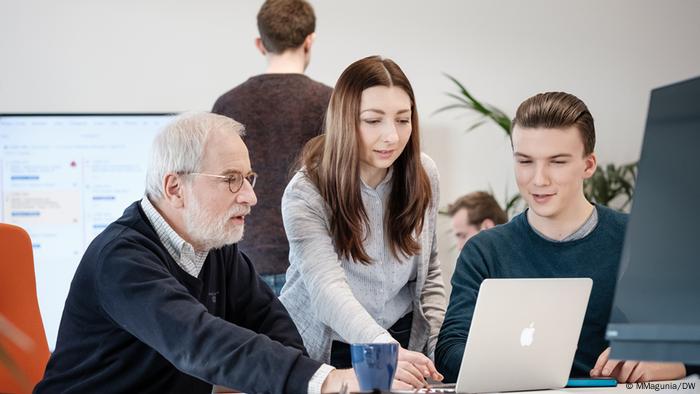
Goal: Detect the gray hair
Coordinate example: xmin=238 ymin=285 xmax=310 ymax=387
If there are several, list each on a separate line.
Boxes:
xmin=145 ymin=112 xmax=245 ymax=200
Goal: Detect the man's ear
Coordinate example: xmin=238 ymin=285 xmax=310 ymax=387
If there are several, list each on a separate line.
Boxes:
xmin=255 ymin=37 xmax=267 ymax=56
xmin=162 ymin=173 xmax=186 ymax=209
xmin=479 ymin=218 xmax=496 ymax=230
xmin=583 ymin=152 xmax=598 ymax=179
xmin=303 ymin=32 xmax=316 ymax=53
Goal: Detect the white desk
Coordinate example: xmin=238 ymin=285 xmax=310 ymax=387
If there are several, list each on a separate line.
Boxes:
xmin=217 ymin=378 xmax=700 ymax=393
xmin=393 ymin=378 xmax=699 ymax=394
xmin=489 ymin=378 xmax=699 ymax=394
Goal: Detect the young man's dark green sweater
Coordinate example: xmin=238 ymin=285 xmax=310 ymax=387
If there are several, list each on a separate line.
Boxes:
xmin=435 ymin=205 xmax=627 ymax=382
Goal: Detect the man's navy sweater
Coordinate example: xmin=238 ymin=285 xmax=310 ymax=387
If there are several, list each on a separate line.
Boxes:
xmin=435 ymin=205 xmax=628 ymax=382
xmin=35 ymin=202 xmax=321 ymax=394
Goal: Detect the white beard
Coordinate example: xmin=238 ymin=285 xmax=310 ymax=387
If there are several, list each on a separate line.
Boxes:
xmin=183 ymin=188 xmax=248 ymax=251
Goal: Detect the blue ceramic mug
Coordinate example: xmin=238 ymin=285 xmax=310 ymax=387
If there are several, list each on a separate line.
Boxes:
xmin=350 ymin=342 xmax=399 ymax=391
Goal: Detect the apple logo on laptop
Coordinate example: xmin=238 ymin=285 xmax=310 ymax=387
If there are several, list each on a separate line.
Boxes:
xmin=520 ymin=322 xmax=535 ymax=347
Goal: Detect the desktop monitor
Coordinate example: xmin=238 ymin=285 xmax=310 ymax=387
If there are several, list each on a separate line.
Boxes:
xmin=0 ymin=113 xmax=177 ymax=350
xmin=606 ymin=76 xmax=700 ymax=364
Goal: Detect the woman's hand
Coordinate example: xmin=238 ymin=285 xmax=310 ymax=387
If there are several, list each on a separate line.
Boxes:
xmin=393 ymin=347 xmax=444 ymax=388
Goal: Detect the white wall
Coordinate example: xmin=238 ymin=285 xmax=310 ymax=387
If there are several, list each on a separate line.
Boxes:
xmin=2 ymin=0 xmax=700 ymax=295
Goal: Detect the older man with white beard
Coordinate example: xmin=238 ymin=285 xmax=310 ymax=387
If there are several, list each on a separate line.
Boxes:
xmin=35 ymin=113 xmax=357 ymax=394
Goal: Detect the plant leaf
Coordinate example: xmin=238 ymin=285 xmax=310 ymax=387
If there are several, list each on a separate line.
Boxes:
xmin=466 ymin=119 xmax=488 ymax=132
xmin=439 ymin=74 xmax=512 ymax=136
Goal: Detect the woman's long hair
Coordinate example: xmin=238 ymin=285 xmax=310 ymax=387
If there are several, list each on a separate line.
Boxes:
xmin=300 ymin=56 xmax=432 ymax=264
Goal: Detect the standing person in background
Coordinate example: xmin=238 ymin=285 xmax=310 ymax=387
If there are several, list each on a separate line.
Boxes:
xmin=212 ymin=0 xmax=332 ymax=295
xmin=447 ymin=191 xmax=507 ymax=252
xmin=280 ymin=56 xmax=446 ymax=390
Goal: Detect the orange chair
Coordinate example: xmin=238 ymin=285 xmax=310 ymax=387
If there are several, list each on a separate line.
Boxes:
xmin=0 ymin=223 xmax=51 ymax=393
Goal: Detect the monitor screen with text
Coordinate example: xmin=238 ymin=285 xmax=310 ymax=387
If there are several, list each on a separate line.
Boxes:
xmin=0 ymin=113 xmax=177 ymax=350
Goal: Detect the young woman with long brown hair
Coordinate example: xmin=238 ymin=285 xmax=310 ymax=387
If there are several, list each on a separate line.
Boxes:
xmin=279 ymin=56 xmax=446 ymax=389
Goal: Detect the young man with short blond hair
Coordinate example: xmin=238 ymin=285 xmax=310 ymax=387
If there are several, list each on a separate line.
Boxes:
xmin=436 ymin=92 xmax=693 ymax=383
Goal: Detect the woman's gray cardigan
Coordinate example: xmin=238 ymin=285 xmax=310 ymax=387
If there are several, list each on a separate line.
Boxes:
xmin=279 ymin=153 xmax=446 ymax=363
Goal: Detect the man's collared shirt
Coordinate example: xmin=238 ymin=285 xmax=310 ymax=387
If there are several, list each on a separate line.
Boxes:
xmin=531 ymin=205 xmax=599 ymax=243
xmin=140 ymin=196 xmax=332 ymax=393
xmin=140 ymin=196 xmax=208 ymax=278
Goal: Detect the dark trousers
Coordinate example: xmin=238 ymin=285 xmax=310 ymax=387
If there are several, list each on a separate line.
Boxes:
xmin=330 ymin=312 xmax=413 ymax=369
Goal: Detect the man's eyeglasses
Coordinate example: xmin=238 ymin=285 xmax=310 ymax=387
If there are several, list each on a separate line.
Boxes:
xmin=182 ymin=171 xmax=258 ymax=194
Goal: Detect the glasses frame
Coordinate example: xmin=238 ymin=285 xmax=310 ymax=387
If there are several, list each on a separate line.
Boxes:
xmin=182 ymin=171 xmax=257 ymax=194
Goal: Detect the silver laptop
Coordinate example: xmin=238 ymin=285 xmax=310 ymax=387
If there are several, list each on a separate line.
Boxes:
xmin=447 ymin=278 xmax=592 ymax=393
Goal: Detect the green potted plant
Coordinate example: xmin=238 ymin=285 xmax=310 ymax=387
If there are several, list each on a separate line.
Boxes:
xmin=436 ymin=74 xmax=637 ymax=216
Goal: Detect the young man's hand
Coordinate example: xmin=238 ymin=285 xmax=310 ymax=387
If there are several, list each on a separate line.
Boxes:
xmin=590 ymin=347 xmax=687 ymax=382
xmin=321 ymin=369 xmax=358 ymax=393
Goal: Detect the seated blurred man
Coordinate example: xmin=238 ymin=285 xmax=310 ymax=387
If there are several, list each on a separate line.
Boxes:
xmin=447 ymin=191 xmax=507 ymax=251
xmin=436 ymin=92 xmax=695 ymax=383
xmin=35 ymin=113 xmax=356 ymax=394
